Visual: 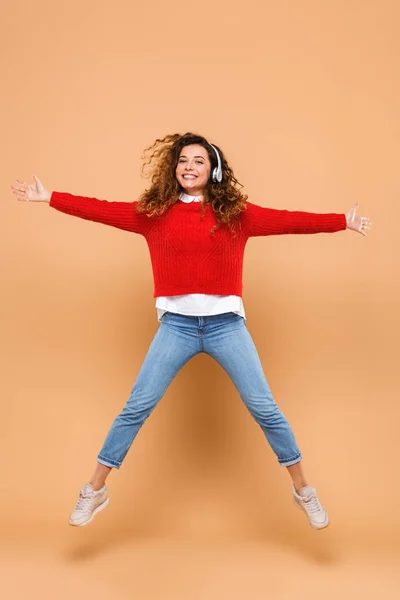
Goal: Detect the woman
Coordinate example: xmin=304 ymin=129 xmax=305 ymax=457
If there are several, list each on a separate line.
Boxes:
xmin=12 ymin=132 xmax=371 ymax=530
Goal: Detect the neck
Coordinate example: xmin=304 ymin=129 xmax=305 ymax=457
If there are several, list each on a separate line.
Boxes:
xmin=180 ymin=188 xmax=206 ymax=197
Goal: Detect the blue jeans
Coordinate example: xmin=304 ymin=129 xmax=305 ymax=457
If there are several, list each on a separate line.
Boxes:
xmin=97 ymin=312 xmax=302 ymax=468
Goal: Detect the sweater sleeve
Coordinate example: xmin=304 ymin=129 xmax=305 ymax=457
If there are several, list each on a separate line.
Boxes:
xmin=49 ymin=191 xmax=153 ymax=236
xmin=242 ymin=201 xmax=347 ymax=237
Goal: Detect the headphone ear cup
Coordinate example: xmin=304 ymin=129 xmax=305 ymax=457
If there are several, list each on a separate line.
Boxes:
xmin=209 ymin=143 xmax=222 ymax=183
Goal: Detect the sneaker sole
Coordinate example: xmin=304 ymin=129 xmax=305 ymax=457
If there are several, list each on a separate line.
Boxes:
xmin=293 ymin=498 xmax=330 ymax=530
xmin=68 ymin=496 xmax=110 ymax=527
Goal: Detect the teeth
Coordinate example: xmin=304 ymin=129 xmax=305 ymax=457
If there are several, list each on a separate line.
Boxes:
xmin=183 ymin=175 xmax=196 ymax=179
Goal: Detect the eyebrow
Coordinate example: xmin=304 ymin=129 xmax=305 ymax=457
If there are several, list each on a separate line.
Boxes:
xmin=179 ymin=155 xmax=206 ymax=159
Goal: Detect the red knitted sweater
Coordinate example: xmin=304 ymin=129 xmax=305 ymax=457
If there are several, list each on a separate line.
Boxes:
xmin=49 ymin=192 xmax=346 ymax=297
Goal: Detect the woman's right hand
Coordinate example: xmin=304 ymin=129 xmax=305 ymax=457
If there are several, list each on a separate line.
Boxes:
xmin=11 ymin=175 xmax=51 ymax=203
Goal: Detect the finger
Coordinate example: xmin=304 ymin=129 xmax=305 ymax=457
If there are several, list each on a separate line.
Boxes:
xmin=33 ymin=174 xmax=44 ymax=192
xmin=348 ymin=206 xmax=357 ymax=219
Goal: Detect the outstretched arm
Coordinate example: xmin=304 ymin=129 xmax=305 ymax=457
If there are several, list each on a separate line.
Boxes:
xmin=11 ymin=175 xmax=152 ymax=236
xmin=242 ymin=201 xmax=371 ymax=237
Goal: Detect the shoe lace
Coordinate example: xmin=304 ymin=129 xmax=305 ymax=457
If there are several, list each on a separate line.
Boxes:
xmin=75 ymin=488 xmax=95 ymax=512
xmin=302 ymin=493 xmax=323 ymax=515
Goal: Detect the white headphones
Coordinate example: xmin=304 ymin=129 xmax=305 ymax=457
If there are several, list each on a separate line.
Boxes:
xmin=209 ymin=143 xmax=223 ymax=183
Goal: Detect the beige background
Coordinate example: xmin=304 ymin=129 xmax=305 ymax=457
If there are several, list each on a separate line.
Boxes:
xmin=1 ymin=0 xmax=399 ymax=598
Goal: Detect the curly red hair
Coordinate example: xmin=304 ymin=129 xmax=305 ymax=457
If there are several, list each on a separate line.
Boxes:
xmin=136 ymin=132 xmax=248 ymax=235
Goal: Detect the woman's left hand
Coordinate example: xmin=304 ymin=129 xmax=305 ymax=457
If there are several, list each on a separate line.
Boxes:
xmin=346 ymin=203 xmax=372 ymax=236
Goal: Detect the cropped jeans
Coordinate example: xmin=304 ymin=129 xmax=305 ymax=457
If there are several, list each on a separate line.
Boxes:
xmin=97 ymin=311 xmax=302 ymax=469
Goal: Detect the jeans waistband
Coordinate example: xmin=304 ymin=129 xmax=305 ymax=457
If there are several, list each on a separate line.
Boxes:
xmin=161 ymin=311 xmax=243 ymax=327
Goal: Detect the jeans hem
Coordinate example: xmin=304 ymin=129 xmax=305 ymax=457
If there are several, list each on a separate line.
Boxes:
xmin=97 ymin=455 xmax=121 ymax=469
xmin=278 ymin=453 xmax=302 ymax=467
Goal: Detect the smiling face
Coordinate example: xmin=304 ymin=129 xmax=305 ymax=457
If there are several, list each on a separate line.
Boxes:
xmin=175 ymin=144 xmax=211 ymax=197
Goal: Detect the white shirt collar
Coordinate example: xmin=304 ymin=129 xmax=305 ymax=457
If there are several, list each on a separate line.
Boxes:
xmin=179 ymin=192 xmax=202 ymax=203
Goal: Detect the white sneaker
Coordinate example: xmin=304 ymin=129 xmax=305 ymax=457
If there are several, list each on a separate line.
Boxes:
xmin=293 ymin=485 xmax=329 ymax=530
xmin=68 ymin=483 xmax=109 ymax=527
